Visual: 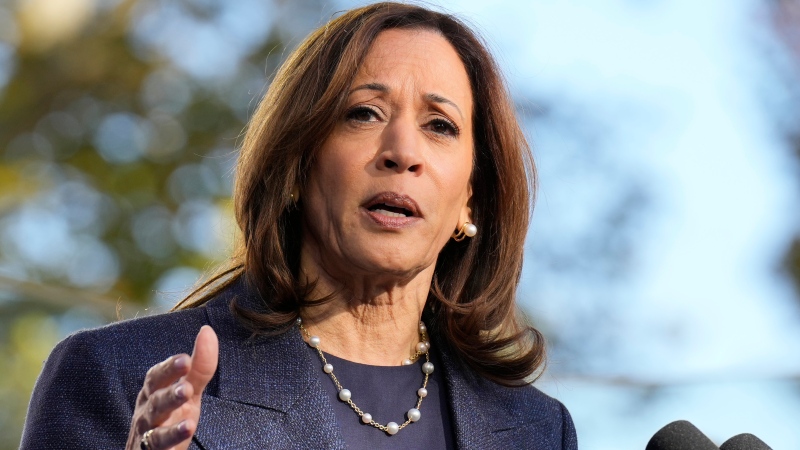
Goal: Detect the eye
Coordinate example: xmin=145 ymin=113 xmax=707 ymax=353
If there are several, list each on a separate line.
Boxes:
xmin=427 ymin=117 xmax=460 ymax=137
xmin=345 ymin=105 xmax=381 ymax=123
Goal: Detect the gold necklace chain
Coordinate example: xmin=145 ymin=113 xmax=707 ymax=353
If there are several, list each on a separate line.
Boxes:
xmin=298 ymin=319 xmax=433 ymax=436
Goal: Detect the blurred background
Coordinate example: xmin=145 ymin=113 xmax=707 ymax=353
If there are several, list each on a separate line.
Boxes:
xmin=0 ymin=0 xmax=798 ymax=448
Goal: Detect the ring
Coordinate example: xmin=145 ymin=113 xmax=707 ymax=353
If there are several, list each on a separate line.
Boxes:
xmin=140 ymin=429 xmax=155 ymax=450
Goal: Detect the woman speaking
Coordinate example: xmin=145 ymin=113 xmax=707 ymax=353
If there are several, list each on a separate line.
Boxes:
xmin=21 ymin=3 xmax=578 ymax=449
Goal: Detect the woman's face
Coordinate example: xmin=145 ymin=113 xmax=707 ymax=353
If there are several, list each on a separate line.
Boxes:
xmin=301 ymin=28 xmax=474 ymax=281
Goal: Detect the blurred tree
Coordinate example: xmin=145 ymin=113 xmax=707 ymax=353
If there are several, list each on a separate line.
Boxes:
xmin=768 ymin=0 xmax=800 ymax=302
xmin=0 ymin=0 xmax=330 ymax=445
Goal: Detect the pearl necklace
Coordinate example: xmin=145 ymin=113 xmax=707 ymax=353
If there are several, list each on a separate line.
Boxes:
xmin=298 ymin=318 xmax=433 ymax=436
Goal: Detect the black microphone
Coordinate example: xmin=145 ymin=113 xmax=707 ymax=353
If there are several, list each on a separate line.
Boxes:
xmin=719 ymin=433 xmax=773 ymax=450
xmin=646 ymin=420 xmax=719 ymax=450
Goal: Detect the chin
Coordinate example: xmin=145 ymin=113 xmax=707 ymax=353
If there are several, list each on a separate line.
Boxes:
xmin=348 ymin=246 xmax=433 ymax=279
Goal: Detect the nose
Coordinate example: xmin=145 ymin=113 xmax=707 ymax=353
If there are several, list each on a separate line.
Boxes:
xmin=376 ymin=117 xmax=424 ymax=174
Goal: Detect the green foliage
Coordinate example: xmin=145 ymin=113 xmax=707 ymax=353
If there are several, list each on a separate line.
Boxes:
xmin=0 ymin=313 xmax=59 ymax=449
xmin=0 ymin=0 xmax=301 ymax=446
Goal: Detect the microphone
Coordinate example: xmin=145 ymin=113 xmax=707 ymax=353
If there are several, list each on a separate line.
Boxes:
xmin=646 ymin=420 xmax=719 ymax=450
xmin=719 ymin=433 xmax=773 ymax=450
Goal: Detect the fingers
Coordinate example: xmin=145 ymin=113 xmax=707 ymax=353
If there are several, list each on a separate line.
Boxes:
xmin=139 ymin=354 xmax=191 ymax=404
xmin=144 ymin=420 xmax=195 ymax=450
xmin=144 ymin=381 xmax=195 ymax=426
xmin=185 ymin=325 xmax=219 ymax=395
xmin=128 ymin=327 xmax=217 ymax=450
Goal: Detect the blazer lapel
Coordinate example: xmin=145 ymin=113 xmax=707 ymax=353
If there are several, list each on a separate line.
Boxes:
xmin=438 ymin=345 xmax=507 ymax=449
xmin=192 ymin=289 xmax=347 ymax=449
xmin=439 ymin=343 xmax=569 ymax=450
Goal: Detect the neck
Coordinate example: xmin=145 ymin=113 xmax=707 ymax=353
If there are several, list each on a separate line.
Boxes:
xmin=298 ymin=262 xmax=432 ymax=366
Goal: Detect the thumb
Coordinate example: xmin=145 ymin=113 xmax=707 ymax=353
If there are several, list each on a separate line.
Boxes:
xmin=185 ymin=325 xmax=219 ymax=395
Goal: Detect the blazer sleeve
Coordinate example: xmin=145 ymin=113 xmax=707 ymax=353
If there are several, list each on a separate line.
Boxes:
xmin=20 ymin=330 xmax=132 ymax=449
xmin=560 ymin=401 xmax=579 ymax=450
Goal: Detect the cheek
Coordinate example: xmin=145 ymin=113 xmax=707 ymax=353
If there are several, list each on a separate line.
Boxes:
xmin=303 ymin=147 xmax=364 ymax=225
xmin=442 ymin=155 xmax=473 ymax=201
xmin=314 ymin=136 xmax=372 ymax=186
xmin=433 ymin=161 xmax=472 ymax=229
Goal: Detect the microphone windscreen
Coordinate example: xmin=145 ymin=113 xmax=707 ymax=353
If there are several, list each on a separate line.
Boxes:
xmin=719 ymin=433 xmax=772 ymax=450
xmin=646 ymin=420 xmax=719 ymax=450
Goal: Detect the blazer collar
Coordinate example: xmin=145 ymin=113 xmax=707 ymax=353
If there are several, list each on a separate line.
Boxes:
xmin=193 ymin=283 xmax=347 ymax=449
xmin=437 ymin=336 xmax=514 ymax=448
xmin=437 ymin=338 xmax=564 ymax=448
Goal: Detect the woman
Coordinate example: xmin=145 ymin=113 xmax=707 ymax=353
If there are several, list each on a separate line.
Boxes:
xmin=21 ymin=3 xmax=578 ymax=449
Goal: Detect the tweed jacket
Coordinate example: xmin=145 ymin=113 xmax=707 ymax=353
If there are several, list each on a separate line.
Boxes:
xmin=21 ymin=282 xmax=578 ymax=449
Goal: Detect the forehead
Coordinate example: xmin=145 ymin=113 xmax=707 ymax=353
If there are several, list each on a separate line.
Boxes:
xmin=353 ymin=28 xmax=473 ymax=112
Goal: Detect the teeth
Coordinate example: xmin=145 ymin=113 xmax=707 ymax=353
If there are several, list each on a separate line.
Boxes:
xmin=373 ymin=208 xmax=406 ymax=218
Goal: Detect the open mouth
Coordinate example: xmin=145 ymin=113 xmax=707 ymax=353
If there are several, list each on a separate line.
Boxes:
xmin=363 ymin=192 xmax=421 ymax=219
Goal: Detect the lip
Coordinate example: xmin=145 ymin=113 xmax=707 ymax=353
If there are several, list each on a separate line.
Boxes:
xmin=361 ymin=192 xmax=423 ymax=228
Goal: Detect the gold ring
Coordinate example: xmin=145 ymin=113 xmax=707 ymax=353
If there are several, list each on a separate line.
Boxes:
xmin=140 ymin=429 xmax=155 ymax=450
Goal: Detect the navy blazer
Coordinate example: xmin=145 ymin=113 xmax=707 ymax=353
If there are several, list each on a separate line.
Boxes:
xmin=21 ymin=283 xmax=578 ymax=449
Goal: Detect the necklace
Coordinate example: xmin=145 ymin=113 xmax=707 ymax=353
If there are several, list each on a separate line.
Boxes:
xmin=298 ymin=318 xmax=433 ymax=436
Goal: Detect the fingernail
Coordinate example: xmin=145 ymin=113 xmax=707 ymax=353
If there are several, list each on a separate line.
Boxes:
xmin=177 ymin=420 xmax=188 ymax=434
xmin=174 ymin=356 xmax=188 ymax=369
xmin=174 ymin=383 xmax=185 ymax=399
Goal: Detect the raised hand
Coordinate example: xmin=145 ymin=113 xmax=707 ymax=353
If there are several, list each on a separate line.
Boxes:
xmin=126 ymin=326 xmax=219 ymax=450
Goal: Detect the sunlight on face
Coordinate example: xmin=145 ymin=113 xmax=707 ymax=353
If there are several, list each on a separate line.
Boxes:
xmin=301 ymin=28 xmax=474 ymax=281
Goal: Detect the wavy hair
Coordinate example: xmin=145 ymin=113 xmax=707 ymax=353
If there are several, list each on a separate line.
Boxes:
xmin=175 ymin=2 xmax=544 ymax=386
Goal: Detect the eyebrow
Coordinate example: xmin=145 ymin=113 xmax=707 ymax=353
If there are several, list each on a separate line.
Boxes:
xmin=349 ymin=83 xmax=464 ymax=119
xmin=351 ymin=83 xmax=389 ymax=94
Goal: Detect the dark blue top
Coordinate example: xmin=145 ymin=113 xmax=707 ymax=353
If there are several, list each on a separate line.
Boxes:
xmin=307 ymin=346 xmax=455 ymax=449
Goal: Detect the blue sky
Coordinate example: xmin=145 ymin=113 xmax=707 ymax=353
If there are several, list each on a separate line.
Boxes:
xmin=329 ymin=0 xmax=800 ymax=447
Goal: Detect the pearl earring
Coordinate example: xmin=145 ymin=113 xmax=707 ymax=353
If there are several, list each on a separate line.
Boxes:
xmin=452 ymin=221 xmax=477 ymax=242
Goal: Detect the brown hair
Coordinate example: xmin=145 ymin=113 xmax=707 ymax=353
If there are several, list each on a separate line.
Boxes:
xmin=175 ymin=2 xmax=544 ymax=386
